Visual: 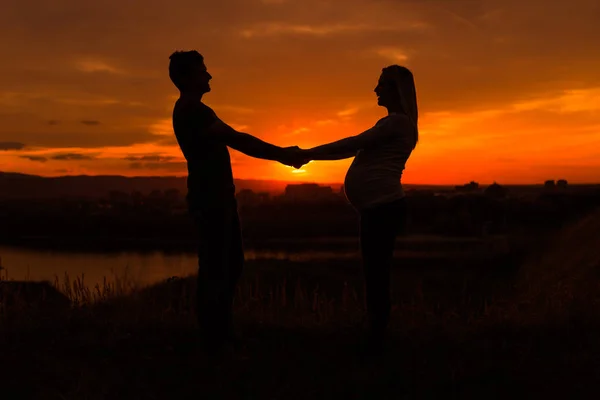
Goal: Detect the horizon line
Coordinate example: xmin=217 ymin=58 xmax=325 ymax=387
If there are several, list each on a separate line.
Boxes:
xmin=2 ymin=171 xmax=599 ymax=187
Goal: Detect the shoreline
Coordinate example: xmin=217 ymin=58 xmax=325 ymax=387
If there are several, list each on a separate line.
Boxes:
xmin=0 ymin=236 xmax=529 ymax=277
xmin=0 ymin=233 xmax=513 ymax=253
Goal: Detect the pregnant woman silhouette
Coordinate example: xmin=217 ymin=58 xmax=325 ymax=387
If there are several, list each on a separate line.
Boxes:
xmin=302 ymin=65 xmax=418 ymax=358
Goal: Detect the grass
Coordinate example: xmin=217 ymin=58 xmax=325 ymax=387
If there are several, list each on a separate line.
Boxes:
xmin=2 ymin=210 xmax=600 ymax=399
xmin=2 ymin=270 xmax=599 ymax=399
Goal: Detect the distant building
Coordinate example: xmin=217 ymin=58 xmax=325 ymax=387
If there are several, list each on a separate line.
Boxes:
xmin=236 ymin=189 xmax=270 ymax=206
xmin=557 ymin=179 xmax=568 ymax=189
xmin=455 ymin=181 xmax=480 ymax=192
xmin=284 ymin=183 xmax=335 ymax=203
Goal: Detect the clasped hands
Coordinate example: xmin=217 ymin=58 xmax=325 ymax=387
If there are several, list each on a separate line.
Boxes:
xmin=280 ymin=146 xmax=312 ymax=169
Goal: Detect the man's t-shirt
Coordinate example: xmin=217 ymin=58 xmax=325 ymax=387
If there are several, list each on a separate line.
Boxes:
xmin=172 ymin=99 xmax=235 ymax=209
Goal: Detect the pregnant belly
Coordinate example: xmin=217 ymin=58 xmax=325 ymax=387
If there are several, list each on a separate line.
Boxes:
xmin=344 ymin=166 xmax=403 ymax=210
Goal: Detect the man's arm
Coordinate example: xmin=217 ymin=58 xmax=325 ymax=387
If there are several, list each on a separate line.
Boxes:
xmin=207 ymin=119 xmax=285 ymax=161
xmin=207 ymin=120 xmax=305 ymax=168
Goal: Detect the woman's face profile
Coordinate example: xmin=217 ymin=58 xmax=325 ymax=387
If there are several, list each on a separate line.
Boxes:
xmin=374 ymin=73 xmax=399 ymax=107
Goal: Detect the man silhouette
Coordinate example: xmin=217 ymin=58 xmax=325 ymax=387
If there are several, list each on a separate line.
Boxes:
xmin=169 ymin=50 xmax=303 ymax=356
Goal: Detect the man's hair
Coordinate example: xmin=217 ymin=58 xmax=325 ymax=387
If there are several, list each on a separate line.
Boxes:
xmin=168 ymin=50 xmax=204 ymax=90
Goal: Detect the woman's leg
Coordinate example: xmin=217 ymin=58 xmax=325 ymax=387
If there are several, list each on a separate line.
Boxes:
xmin=359 ymin=199 xmax=407 ymax=345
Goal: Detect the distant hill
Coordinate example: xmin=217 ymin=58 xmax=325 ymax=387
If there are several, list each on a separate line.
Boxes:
xmin=0 ymin=172 xmax=340 ymax=199
xmin=0 ymin=171 xmax=519 ymax=199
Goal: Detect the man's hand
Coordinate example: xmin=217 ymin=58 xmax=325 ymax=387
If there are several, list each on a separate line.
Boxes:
xmin=279 ymin=146 xmax=311 ymax=169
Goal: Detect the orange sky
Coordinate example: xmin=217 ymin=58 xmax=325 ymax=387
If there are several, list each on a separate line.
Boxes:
xmin=1 ymin=0 xmax=600 ymax=184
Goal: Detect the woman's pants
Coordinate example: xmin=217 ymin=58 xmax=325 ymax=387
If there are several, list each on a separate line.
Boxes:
xmin=359 ymin=197 xmax=407 ymax=339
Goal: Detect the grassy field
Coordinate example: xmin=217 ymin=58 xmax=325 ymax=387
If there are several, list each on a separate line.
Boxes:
xmin=1 ymin=210 xmax=600 ymax=399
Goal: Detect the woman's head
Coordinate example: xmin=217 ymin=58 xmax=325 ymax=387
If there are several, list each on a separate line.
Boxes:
xmin=375 ymin=65 xmax=419 ymax=147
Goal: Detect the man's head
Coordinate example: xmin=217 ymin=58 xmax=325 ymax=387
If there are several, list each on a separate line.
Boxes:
xmin=168 ymin=50 xmax=212 ymax=94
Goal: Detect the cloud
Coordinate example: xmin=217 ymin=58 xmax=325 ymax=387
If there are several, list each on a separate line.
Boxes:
xmin=75 ymin=59 xmax=124 ymax=74
xmin=51 ymin=153 xmax=96 ymax=161
xmin=48 ymin=120 xmax=60 ymax=125
xmin=290 ymin=127 xmax=310 ymax=135
xmin=19 ymin=155 xmax=47 ymax=162
xmin=315 ymin=119 xmax=336 ymax=126
xmin=80 ymin=120 xmax=101 ymax=126
xmin=213 ymin=105 xmax=255 ymax=114
xmin=2 ymin=0 xmax=598 ymax=119
xmin=121 ymin=151 xmax=185 ymax=172
xmin=229 ymin=123 xmax=249 ymax=132
xmin=337 ymin=107 xmax=359 ymax=117
xmin=123 ymin=155 xmax=176 ymax=162
xmin=511 ymin=88 xmax=600 ymax=113
xmin=374 ymin=47 xmax=409 ymax=63
xmin=0 ymin=141 xmax=25 ymax=150
xmin=0 ymin=127 xmax=165 ymax=149
xmin=148 ymin=119 xmax=174 ymax=137
xmin=56 ymin=98 xmax=121 ymax=106
xmin=154 ymin=136 xmax=179 ymax=146
xmin=128 ymin=161 xmax=187 ymax=171
xmin=240 ymin=22 xmax=427 ymax=38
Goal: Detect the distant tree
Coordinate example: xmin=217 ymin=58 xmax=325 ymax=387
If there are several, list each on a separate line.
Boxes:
xmin=557 ymin=179 xmax=568 ymax=189
xmin=484 ymin=182 xmax=508 ymax=198
xmin=131 ymin=191 xmax=143 ymax=207
xmin=164 ymin=188 xmax=181 ymax=205
xmin=109 ymin=190 xmax=129 ymax=204
xmin=149 ymin=190 xmax=163 ymax=199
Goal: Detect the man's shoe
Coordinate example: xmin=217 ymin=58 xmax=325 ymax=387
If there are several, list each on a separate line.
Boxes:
xmin=356 ymin=333 xmax=385 ymax=365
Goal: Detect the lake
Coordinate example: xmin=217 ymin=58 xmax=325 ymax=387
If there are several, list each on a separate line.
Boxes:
xmin=0 ymin=235 xmax=511 ymax=288
xmin=0 ymin=246 xmax=358 ymax=288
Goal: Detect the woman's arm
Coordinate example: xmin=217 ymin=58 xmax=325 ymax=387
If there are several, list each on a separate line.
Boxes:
xmin=306 ymin=115 xmax=410 ymax=160
xmin=306 ymin=132 xmax=370 ymax=160
xmin=303 ymin=147 xmax=357 ymax=161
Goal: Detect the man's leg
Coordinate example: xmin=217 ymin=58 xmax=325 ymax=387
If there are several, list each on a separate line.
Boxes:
xmin=224 ymin=204 xmax=245 ymax=341
xmin=193 ymin=205 xmax=234 ymax=348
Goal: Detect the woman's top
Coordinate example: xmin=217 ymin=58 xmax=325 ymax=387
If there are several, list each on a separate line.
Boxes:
xmin=344 ymin=113 xmax=415 ymax=211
